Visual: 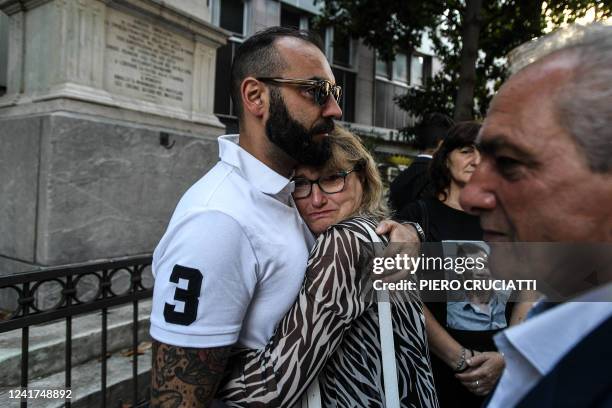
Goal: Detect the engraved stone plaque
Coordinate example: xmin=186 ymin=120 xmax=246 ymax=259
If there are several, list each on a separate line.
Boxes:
xmin=0 ymin=0 xmax=228 ymax=267
xmin=104 ymin=8 xmax=194 ymax=110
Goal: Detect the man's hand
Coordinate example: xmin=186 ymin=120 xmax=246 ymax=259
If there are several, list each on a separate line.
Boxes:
xmin=455 ymin=351 xmax=505 ymax=396
xmin=373 ymin=220 xmax=421 ymax=283
xmin=375 ymin=220 xmax=420 ymax=242
xmin=151 ymin=340 xmax=232 ymax=407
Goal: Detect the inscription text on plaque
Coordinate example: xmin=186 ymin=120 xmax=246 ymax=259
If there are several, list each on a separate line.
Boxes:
xmin=104 ymin=9 xmax=195 ymax=110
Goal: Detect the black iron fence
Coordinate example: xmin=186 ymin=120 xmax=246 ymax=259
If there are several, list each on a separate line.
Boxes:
xmin=0 ymin=256 xmax=153 ymax=408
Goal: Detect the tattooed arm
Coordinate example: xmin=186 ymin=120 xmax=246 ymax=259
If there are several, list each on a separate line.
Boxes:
xmin=151 ymin=341 xmax=233 ymax=408
xmin=217 ymin=218 xmax=380 ymax=407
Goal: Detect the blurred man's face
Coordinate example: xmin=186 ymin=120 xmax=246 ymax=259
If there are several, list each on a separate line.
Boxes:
xmin=459 ymin=53 xmax=612 ymax=296
xmin=460 ymin=54 xmax=612 ymax=244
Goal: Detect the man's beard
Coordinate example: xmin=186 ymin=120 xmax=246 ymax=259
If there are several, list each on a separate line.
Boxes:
xmin=265 ymin=88 xmax=333 ymax=166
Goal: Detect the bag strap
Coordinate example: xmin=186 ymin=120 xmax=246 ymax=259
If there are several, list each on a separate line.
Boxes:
xmin=298 ymin=381 xmax=323 ymax=408
xmin=417 ymin=199 xmax=430 ymax=241
xmin=298 ymin=220 xmax=400 ymax=408
xmin=363 ymin=223 xmax=401 ymax=408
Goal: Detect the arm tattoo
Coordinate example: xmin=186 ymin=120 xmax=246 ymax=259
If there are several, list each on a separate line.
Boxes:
xmin=151 ymin=340 xmax=232 ymax=408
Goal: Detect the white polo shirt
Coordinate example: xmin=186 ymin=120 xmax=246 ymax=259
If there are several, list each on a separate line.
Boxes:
xmin=150 ymin=135 xmax=314 ymax=349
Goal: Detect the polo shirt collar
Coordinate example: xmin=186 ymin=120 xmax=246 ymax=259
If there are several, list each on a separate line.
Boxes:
xmin=218 ymin=135 xmax=294 ymax=198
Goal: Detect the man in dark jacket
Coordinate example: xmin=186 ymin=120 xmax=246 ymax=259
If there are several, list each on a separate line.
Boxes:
xmin=388 ymin=113 xmax=453 ymax=213
xmin=460 ymin=23 xmax=612 ymax=408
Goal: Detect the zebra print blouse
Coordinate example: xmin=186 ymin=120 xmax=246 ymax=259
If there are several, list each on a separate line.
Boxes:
xmin=217 ymin=216 xmax=438 ymax=408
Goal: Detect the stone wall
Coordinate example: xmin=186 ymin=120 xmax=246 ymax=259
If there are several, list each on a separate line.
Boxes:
xmin=1 ymin=112 xmax=219 ymax=266
xmin=0 ymin=0 xmax=229 ymax=269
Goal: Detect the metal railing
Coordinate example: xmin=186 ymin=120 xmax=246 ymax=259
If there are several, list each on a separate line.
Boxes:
xmin=0 ymin=256 xmax=153 ymax=407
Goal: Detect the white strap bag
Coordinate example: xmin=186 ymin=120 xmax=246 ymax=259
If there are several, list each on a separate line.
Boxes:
xmin=297 ymin=223 xmax=400 ymax=408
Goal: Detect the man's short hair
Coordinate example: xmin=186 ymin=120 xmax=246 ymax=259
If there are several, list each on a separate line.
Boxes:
xmin=509 ymin=23 xmax=612 ymax=173
xmin=413 ymin=113 xmax=454 ymax=151
xmin=230 ymin=27 xmax=323 ymax=119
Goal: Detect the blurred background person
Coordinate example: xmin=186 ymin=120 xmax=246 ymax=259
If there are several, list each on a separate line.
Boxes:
xmin=396 ymin=122 xmax=511 ymax=407
xmin=397 ymin=121 xmax=483 ymax=242
xmin=447 ymin=242 xmax=511 ymax=332
xmin=388 ymin=113 xmax=454 ymax=213
xmin=460 ymin=22 xmax=612 ymax=408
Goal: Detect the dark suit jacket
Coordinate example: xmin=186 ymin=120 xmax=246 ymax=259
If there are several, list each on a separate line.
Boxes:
xmin=388 ymin=156 xmax=433 ymax=213
xmin=487 ymin=315 xmax=612 ymax=408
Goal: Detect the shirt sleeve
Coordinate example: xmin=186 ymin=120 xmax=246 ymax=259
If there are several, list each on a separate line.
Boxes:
xmin=217 ymin=225 xmax=375 ymax=407
xmin=150 ymin=210 xmax=258 ymax=348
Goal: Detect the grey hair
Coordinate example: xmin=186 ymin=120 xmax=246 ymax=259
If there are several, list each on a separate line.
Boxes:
xmin=509 ymin=23 xmax=612 ymax=173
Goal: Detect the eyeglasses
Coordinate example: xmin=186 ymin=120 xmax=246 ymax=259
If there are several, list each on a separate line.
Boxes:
xmin=257 ymin=77 xmax=342 ymax=106
xmin=292 ymin=163 xmax=363 ymax=199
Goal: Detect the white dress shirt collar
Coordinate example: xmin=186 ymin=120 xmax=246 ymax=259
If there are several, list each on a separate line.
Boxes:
xmin=501 ymin=283 xmax=612 ymax=375
xmin=488 ymin=283 xmax=612 ymax=407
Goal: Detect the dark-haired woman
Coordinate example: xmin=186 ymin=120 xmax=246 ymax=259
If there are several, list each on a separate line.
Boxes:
xmin=396 ymin=122 xmax=529 ymax=407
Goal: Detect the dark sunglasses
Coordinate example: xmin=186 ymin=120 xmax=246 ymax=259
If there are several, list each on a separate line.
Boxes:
xmin=257 ymin=77 xmax=342 ymax=106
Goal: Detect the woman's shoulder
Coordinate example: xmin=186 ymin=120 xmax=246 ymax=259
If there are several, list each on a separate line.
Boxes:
xmin=320 ymin=215 xmax=383 ymax=244
xmin=308 ymin=216 xmax=381 ymax=274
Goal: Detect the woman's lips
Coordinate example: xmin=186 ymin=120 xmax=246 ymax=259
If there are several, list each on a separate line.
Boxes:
xmin=308 ymin=209 xmax=335 ymax=220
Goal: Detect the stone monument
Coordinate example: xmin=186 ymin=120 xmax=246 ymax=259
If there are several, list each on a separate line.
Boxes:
xmin=0 ymin=0 xmax=229 ymax=272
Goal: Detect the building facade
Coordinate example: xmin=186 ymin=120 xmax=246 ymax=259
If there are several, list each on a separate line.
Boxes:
xmin=0 ymin=0 xmax=440 ymax=271
xmin=0 ymin=1 xmax=440 ymax=157
xmin=209 ymin=0 xmax=441 ymax=164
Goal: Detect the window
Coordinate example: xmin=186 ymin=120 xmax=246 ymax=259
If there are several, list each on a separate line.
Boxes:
xmin=376 ymin=53 xmax=410 ymax=84
xmin=307 ymin=17 xmax=327 ymax=52
xmin=0 ymin=11 xmax=7 ymax=96
xmin=332 ymin=67 xmax=355 ymax=122
xmin=374 ymin=80 xmax=409 ymax=129
xmin=326 ymin=28 xmax=354 ymax=122
xmin=410 ymin=54 xmax=424 ymax=87
xmin=423 ymin=55 xmax=433 ymax=85
xmin=376 ymin=56 xmax=390 ymax=79
xmin=219 ymin=0 xmax=244 ymax=35
xmin=280 ymin=5 xmax=301 ymax=29
xmin=393 ymin=53 xmax=408 ymax=84
xmin=376 ymin=51 xmax=434 ymax=87
xmin=212 ymin=0 xmax=247 ymax=130
xmin=214 ymin=39 xmax=241 ymax=132
xmin=374 ymin=52 xmax=411 ymax=129
xmin=332 ymin=29 xmax=351 ymax=67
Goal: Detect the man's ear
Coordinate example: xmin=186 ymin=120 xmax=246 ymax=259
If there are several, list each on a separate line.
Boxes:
xmin=241 ymin=77 xmax=267 ymax=118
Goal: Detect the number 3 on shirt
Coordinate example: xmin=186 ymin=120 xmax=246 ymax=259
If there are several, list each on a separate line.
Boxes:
xmin=163 ymin=265 xmax=203 ymax=325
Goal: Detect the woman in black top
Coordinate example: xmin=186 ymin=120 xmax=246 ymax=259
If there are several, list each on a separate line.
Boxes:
xmin=397 ymin=122 xmax=510 ymax=407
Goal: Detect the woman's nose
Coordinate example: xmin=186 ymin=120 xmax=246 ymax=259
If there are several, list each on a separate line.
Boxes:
xmin=310 ymin=184 xmax=327 ymax=207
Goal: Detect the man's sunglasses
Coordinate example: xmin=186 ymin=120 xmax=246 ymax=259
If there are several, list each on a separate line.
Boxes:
xmin=257 ymin=77 xmax=342 ymax=106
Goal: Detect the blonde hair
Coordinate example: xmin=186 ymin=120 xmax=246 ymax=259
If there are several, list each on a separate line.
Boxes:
xmin=321 ymin=125 xmax=388 ymax=221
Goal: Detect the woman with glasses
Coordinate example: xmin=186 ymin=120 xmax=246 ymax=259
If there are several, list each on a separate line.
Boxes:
xmin=217 ymin=125 xmax=438 ymax=407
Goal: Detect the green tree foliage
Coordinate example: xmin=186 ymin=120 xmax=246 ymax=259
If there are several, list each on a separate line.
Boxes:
xmin=316 ymin=0 xmax=611 ymax=125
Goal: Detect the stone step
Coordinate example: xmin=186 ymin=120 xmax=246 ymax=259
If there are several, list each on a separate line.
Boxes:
xmin=0 ymin=345 xmax=152 ymax=407
xmin=0 ymin=300 xmax=152 ymax=387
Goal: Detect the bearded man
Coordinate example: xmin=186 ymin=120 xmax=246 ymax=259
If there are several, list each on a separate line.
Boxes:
xmin=149 ymin=27 xmax=418 ymax=407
